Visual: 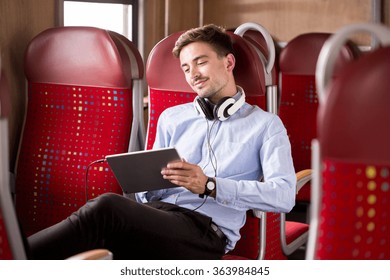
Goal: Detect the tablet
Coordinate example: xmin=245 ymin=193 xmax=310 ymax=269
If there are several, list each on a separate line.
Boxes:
xmin=105 ymin=147 xmax=181 ymax=194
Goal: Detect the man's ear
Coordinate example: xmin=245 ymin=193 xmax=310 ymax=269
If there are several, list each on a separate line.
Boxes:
xmin=226 ymin=53 xmax=236 ymax=72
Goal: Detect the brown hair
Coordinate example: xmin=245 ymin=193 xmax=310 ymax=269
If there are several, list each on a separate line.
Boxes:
xmin=172 ymin=24 xmax=234 ymax=58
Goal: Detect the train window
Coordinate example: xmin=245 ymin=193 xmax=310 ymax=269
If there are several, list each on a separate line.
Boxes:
xmin=63 ymin=0 xmax=138 ymax=44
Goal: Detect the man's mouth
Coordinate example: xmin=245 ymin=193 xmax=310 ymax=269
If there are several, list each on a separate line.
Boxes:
xmin=194 ymin=78 xmax=207 ymax=88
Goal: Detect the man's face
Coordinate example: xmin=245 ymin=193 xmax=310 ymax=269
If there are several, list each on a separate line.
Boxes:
xmin=179 ymin=41 xmax=234 ymax=103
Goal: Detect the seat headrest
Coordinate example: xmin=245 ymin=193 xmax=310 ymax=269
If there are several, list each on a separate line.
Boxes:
xmin=146 ymin=32 xmax=190 ymax=92
xmin=279 ymin=33 xmax=358 ymax=76
xmin=146 ymin=31 xmax=266 ymax=97
xmin=280 ymin=33 xmax=330 ymax=75
xmin=316 ymin=23 xmax=390 ymax=104
xmin=25 ymin=26 xmax=133 ymax=87
xmin=319 ymin=46 xmax=390 ymax=164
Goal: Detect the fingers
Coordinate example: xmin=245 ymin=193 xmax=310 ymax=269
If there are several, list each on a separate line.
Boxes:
xmin=161 ymin=161 xmax=200 ymax=178
xmin=160 ymin=162 xmax=207 ymax=194
xmin=166 ymin=160 xmax=188 ymax=169
xmin=161 ymin=169 xmax=190 ymax=186
xmin=161 ymin=163 xmax=190 ymax=176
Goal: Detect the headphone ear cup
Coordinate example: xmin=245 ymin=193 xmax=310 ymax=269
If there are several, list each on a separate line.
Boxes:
xmin=194 ymin=97 xmax=215 ymax=120
xmin=214 ymin=97 xmax=235 ymax=121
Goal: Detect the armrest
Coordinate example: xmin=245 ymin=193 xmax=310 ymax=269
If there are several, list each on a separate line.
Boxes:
xmin=280 ymin=169 xmax=312 ymax=256
xmin=296 ymin=169 xmax=312 ymax=194
xmin=66 ymin=249 xmax=113 ymax=260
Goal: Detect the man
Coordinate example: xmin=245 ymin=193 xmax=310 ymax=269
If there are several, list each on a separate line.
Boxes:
xmin=28 ymin=24 xmax=296 ymax=260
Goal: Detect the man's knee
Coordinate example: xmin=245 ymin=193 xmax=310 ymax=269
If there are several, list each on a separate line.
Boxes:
xmin=72 ymin=192 xmax=127 ymax=221
xmin=87 ymin=192 xmax=126 ymax=212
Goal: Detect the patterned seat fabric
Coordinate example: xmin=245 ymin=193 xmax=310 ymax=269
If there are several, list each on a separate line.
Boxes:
xmin=318 ymin=160 xmax=390 ymax=259
xmin=15 ymin=84 xmax=132 ymax=235
xmin=229 ymin=212 xmax=288 ymax=260
xmin=279 ymin=33 xmax=359 ymax=203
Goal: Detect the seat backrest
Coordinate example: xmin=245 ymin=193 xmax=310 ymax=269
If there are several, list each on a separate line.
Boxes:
xmin=214 ymin=24 xmax=306 ymax=260
xmin=278 ymin=33 xmax=359 ymax=203
xmin=308 ymin=23 xmax=390 ymax=259
xmin=14 ymin=26 xmax=143 ymax=236
xmin=146 ymin=26 xmax=271 ymax=259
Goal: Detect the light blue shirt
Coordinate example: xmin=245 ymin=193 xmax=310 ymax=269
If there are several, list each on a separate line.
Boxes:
xmin=136 ymin=91 xmax=296 ymax=252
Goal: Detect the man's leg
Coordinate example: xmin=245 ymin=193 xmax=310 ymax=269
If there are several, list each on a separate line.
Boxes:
xmin=28 ymin=193 xmax=226 ymax=259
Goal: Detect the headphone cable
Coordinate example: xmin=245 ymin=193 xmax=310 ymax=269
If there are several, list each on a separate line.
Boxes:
xmin=189 ymin=119 xmax=219 ymax=212
xmin=205 ymin=119 xmax=218 ymax=177
xmin=85 ymin=158 xmax=105 ymax=202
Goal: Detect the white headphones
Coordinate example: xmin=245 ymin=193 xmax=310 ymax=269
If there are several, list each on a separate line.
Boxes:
xmin=194 ymin=86 xmax=246 ymax=121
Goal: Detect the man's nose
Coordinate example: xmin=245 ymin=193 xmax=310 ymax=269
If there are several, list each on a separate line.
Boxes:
xmin=190 ymin=68 xmax=200 ymax=81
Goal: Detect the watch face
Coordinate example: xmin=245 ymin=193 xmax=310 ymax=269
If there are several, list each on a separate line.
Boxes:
xmin=206 ymin=179 xmax=215 ymax=191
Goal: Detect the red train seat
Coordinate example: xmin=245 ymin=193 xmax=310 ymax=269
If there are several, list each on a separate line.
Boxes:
xmin=278 ymin=32 xmax=359 ymax=207
xmin=146 ymin=23 xmax=308 ymax=260
xmin=307 ymin=22 xmax=390 ymax=259
xmin=14 ymin=27 xmax=144 ymax=236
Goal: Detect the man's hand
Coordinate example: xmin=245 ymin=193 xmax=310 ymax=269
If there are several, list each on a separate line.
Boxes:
xmin=161 ymin=160 xmax=207 ymax=195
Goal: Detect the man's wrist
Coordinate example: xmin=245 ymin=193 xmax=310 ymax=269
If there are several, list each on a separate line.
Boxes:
xmin=199 ymin=177 xmax=216 ymax=198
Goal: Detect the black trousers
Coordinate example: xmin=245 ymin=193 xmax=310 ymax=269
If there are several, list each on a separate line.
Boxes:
xmin=27 ymin=193 xmax=226 ymax=260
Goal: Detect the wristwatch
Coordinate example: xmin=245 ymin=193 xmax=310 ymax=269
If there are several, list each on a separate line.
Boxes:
xmin=199 ymin=177 xmax=216 ymax=198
